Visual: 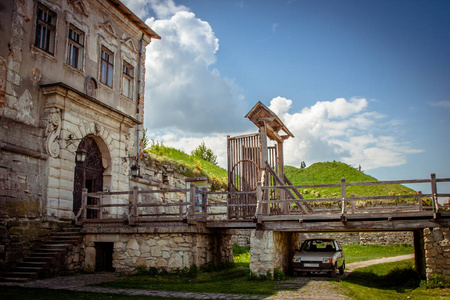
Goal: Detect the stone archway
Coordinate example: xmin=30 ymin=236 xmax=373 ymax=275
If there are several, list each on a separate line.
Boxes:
xmin=73 ymin=136 xmax=104 ymax=219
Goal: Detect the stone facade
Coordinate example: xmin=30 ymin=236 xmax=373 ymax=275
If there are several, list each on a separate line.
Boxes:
xmin=0 ymin=0 xmax=160 ymax=272
xmin=424 ymin=227 xmax=450 ymax=279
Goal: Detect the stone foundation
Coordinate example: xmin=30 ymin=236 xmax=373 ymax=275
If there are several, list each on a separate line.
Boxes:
xmin=424 ymin=227 xmax=450 ymax=279
xmin=79 ymin=226 xmax=233 ymax=273
xmin=250 ymin=230 xmax=299 ymax=277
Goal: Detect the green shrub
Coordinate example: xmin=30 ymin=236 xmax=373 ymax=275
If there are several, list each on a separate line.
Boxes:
xmin=420 ymin=274 xmax=450 ymax=289
xmin=232 ymin=243 xmax=250 ymax=256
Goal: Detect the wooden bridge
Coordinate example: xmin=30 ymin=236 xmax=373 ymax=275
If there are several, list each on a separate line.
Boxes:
xmin=77 ymin=173 xmax=450 ymax=232
xmin=76 ymin=101 xmax=450 ymax=232
xmin=75 ymin=101 xmax=449 ymax=278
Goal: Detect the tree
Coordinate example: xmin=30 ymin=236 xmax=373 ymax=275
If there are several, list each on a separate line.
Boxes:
xmin=191 ymin=141 xmax=218 ymax=165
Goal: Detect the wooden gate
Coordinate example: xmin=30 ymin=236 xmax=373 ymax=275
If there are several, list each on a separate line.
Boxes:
xmin=227 ymin=133 xmax=262 ymax=219
xmin=73 ymin=137 xmax=104 ymax=219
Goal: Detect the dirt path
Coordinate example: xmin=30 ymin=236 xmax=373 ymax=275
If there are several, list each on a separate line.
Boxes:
xmin=265 ymin=254 xmax=414 ymax=300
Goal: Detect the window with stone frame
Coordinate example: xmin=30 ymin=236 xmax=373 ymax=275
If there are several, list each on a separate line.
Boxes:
xmin=122 ymin=61 xmax=134 ymax=99
xmin=35 ymin=3 xmax=57 ymax=54
xmin=100 ymin=47 xmax=114 ymax=87
xmin=67 ymin=25 xmax=85 ymax=70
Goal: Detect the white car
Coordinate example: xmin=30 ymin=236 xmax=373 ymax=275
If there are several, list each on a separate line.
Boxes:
xmin=292 ymin=238 xmax=345 ymax=277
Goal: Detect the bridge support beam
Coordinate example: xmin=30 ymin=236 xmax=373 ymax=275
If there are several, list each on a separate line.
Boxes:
xmin=249 ymin=230 xmax=299 ymax=277
xmin=413 ymin=229 xmax=425 ymax=276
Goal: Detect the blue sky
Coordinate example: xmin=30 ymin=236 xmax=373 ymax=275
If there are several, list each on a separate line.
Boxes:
xmin=123 ymin=0 xmax=450 ymax=194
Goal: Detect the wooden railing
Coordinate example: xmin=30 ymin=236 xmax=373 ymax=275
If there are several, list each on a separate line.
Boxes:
xmin=75 ymin=174 xmax=450 ymax=225
xmin=254 ymin=173 xmax=450 ymax=222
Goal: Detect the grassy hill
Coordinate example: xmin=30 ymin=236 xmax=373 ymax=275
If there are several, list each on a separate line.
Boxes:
xmin=285 ymin=162 xmax=426 ymax=207
xmin=144 ymin=142 xmax=425 ymax=205
xmin=145 ymin=141 xmax=228 ymax=191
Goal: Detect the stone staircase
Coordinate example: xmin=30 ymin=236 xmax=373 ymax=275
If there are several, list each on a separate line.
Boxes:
xmin=2 ymin=226 xmax=82 ymax=283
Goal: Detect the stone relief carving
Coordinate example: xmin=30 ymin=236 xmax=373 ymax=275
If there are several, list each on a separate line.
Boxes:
xmin=17 ymin=90 xmax=35 ymax=125
xmin=45 ymin=108 xmax=62 ymax=158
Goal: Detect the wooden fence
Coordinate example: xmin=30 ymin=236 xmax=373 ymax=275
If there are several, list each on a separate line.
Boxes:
xmin=75 ymin=174 xmax=450 ymax=225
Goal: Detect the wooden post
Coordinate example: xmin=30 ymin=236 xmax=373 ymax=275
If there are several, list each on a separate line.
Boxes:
xmin=417 ymin=191 xmax=423 ymax=211
xmin=82 ymin=188 xmax=88 ymax=221
xmin=340 ymin=178 xmax=347 ymax=216
xmin=259 ymin=123 xmax=270 ymax=215
xmin=430 ymin=173 xmax=438 ymax=214
xmin=256 ymin=181 xmax=263 ymax=217
xmin=350 ymin=194 xmax=355 ymax=214
xmin=413 ymin=230 xmax=426 ymax=277
xmin=277 ymin=141 xmax=290 ymax=215
xmin=202 ymin=188 xmax=208 ymax=219
xmin=179 ymin=200 xmax=183 ymax=217
xmin=189 ymin=183 xmax=196 ymax=218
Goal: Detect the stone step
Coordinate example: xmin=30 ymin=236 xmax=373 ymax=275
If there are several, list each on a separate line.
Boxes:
xmin=17 ymin=261 xmax=48 ymax=268
xmin=41 ymin=243 xmax=73 ymax=250
xmin=31 ymin=251 xmax=62 ymax=257
xmin=2 ymin=226 xmax=81 ymax=283
xmin=15 ymin=266 xmax=45 ymax=272
xmin=24 ymin=256 xmax=55 ymax=263
xmin=46 ymin=239 xmax=80 ymax=245
xmin=4 ymin=272 xmax=39 ymax=280
xmin=1 ymin=276 xmax=33 ymax=283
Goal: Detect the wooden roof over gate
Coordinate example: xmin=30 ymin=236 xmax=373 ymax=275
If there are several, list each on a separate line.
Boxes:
xmin=245 ymin=101 xmax=294 ymax=143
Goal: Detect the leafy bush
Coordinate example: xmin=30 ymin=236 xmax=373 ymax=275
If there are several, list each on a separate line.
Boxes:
xmin=191 ymin=141 xmax=218 ymax=165
xmin=232 ymin=243 xmax=250 ymax=256
xmin=420 ymin=274 xmax=450 ymax=289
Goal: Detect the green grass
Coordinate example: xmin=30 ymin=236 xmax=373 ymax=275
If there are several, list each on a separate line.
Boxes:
xmin=146 ymin=141 xmax=228 ymax=191
xmin=285 ymin=162 xmax=430 ymax=207
xmin=341 ymin=259 xmax=450 ymax=299
xmin=231 ymin=243 xmax=415 ymax=265
xmin=342 ymin=244 xmax=414 ymax=263
xmin=97 ymin=266 xmax=275 ymax=296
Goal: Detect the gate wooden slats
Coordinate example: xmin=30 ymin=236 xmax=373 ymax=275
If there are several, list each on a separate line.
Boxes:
xmin=227 ymin=133 xmax=261 ymax=219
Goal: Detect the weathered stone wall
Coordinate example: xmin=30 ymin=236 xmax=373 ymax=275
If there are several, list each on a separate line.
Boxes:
xmin=130 ymin=157 xmax=227 ymax=219
xmin=235 ymin=229 xmax=413 ymax=247
xmin=301 ymin=231 xmax=414 ymax=245
xmin=78 ymin=227 xmax=233 ymax=273
xmin=424 ymin=227 xmax=450 ymax=279
xmin=250 ymin=230 xmax=299 ymax=277
xmin=233 ymin=229 xmax=251 ymax=247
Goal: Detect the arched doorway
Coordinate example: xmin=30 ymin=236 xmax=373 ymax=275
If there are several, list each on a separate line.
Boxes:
xmin=73 ymin=137 xmax=104 ymax=219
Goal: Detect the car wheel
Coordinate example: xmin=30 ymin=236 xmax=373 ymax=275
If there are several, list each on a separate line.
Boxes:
xmin=329 ymin=268 xmax=337 ymax=278
xmin=338 ymin=262 xmax=345 ymax=275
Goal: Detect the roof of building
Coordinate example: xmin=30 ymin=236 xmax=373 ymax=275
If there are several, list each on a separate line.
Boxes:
xmin=107 ymin=0 xmax=161 ymax=40
xmin=245 ymin=101 xmax=294 ymax=142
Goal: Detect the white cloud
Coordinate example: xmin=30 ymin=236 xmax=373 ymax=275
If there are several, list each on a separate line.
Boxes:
xmin=123 ymin=1 xmax=422 ymax=172
xmin=140 ymin=2 xmax=249 ymax=134
xmin=272 ymin=23 xmax=279 ymax=32
xmin=269 ymin=97 xmax=423 ymax=170
xmin=430 ymin=101 xmax=450 ymax=108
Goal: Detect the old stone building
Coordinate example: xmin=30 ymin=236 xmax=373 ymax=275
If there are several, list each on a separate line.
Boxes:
xmin=0 ymin=0 xmax=161 ymax=272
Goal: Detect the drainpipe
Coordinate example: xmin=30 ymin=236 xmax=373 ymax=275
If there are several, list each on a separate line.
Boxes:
xmin=136 ymin=34 xmax=145 ymax=161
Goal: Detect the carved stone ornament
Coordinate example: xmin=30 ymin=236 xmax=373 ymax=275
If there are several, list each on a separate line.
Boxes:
xmin=45 ymin=108 xmax=62 ymax=158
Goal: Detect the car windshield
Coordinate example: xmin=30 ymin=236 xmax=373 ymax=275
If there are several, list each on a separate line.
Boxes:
xmin=300 ymin=240 xmax=336 ymax=252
